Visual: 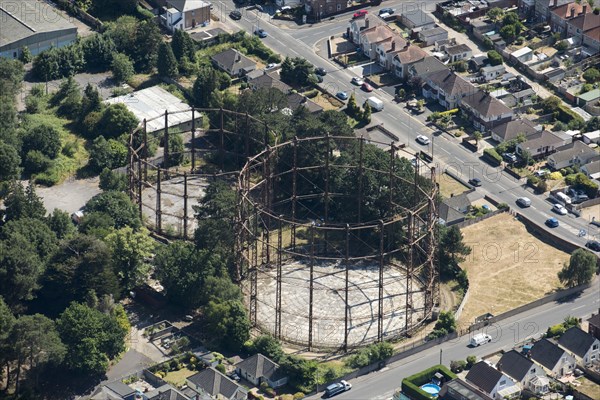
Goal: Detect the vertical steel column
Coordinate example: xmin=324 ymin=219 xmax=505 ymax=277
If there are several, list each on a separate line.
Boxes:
xmin=264 ymin=121 xmax=269 ymax=148
xmin=183 ymin=172 xmax=188 ymax=238
xmin=245 ymin=113 xmax=250 ymax=159
xmin=378 ymin=220 xmax=386 ymax=341
xmin=220 ymin=108 xmax=225 ymax=170
xmin=357 ymin=136 xmax=364 ymax=224
xmin=127 ymin=146 xmax=133 ymax=201
xmin=163 ymin=110 xmax=169 ymax=177
xmin=191 ymin=109 xmax=196 ymax=172
xmin=308 ymin=224 xmax=315 ymax=350
xmin=405 ymin=213 xmax=414 ymax=333
xmin=389 ymin=143 xmax=395 ymax=211
xmin=275 ymin=218 xmax=283 ymax=339
xmin=250 ymin=206 xmax=259 ymax=326
xmin=264 ymin=146 xmax=272 ymax=265
xmin=143 ymin=119 xmax=148 ymax=181
xmin=344 ymin=224 xmax=350 ymax=352
xmin=324 ymin=134 xmax=331 ymax=253
xmin=156 ymin=169 xmax=162 ymax=234
xmin=291 ymin=137 xmax=298 ymax=251
xmin=137 ymin=156 xmax=143 ymax=218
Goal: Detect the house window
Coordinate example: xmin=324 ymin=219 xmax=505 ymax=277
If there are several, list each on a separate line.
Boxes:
xmin=337 ymin=4 xmax=342 ymax=10
xmin=531 ymin=368 xmax=536 ymax=374
xmin=499 ymin=380 xmax=506 ymax=386
xmin=593 ymin=344 xmax=598 ymax=350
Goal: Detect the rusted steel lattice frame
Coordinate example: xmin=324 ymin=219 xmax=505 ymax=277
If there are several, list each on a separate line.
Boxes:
xmin=238 ymin=135 xmax=439 ymax=351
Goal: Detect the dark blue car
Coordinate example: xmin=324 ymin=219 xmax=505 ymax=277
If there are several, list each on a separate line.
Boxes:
xmin=545 ymin=217 xmax=559 ymax=228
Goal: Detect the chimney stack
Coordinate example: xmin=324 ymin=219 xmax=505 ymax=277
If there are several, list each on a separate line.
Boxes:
xmin=391 ymin=40 xmax=396 ymax=51
xmin=582 ymin=5 xmax=587 ymax=14
xmin=365 ymin=16 xmax=370 ymax=29
xmin=570 ymin=7 xmax=575 ymax=18
xmin=553 ymin=0 xmax=558 ymax=7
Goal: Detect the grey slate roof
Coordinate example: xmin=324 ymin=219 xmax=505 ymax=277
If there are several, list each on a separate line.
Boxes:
xmin=146 ymin=384 xmax=192 ymax=400
xmin=462 ymin=90 xmax=513 ymax=118
xmin=236 ymin=354 xmax=286 ymax=382
xmin=439 ymin=378 xmax=494 ymax=400
xmin=530 ymin=339 xmax=565 ymax=370
xmin=420 ymin=27 xmax=448 ymax=37
xmin=428 ymin=70 xmax=476 ymax=97
xmin=558 ymin=327 xmax=598 ymax=358
xmin=409 ymin=56 xmax=449 ymax=78
xmin=401 ymin=9 xmax=434 ymax=27
xmin=248 ymin=72 xmax=291 ymax=93
xmin=497 ymin=350 xmax=534 ymax=382
xmin=549 ymin=140 xmax=597 ymax=163
xmin=0 ymin=0 xmax=77 ymax=48
xmin=465 ymin=361 xmax=503 ymax=394
xmin=211 ymin=49 xmax=256 ymax=73
xmin=491 ymin=119 xmax=538 ymax=142
xmin=188 ymin=368 xmax=246 ymax=400
xmin=446 ymin=43 xmax=471 ymax=56
xmin=168 ymin=0 xmax=211 ymax=12
xmin=589 ymin=313 xmax=600 ymax=328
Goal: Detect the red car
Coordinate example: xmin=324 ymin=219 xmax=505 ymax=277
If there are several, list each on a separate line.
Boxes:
xmin=361 ymin=82 xmax=373 ymax=92
xmin=353 ymin=10 xmax=368 ymax=19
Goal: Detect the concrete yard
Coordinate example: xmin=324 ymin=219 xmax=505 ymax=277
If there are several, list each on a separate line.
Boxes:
xmin=253 ymin=260 xmax=427 ymax=349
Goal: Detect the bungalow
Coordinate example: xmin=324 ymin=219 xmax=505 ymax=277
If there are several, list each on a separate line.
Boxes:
xmin=418 ymin=27 xmax=449 ymax=46
xmin=187 ymin=368 xmax=248 ymax=400
xmin=286 ymin=92 xmax=323 ymax=114
xmin=423 ymin=70 xmax=476 ymax=110
xmin=469 ymin=55 xmax=488 ymax=72
xmin=465 ymin=361 xmax=520 ymax=399
xmin=407 ymin=56 xmax=449 ymax=80
xmin=516 ymin=130 xmax=567 ymax=158
xmin=558 ymin=327 xmax=600 ymax=367
xmin=460 ymin=90 xmax=514 ymax=131
xmin=235 ymin=354 xmax=288 ymax=389
xmin=491 ymin=118 xmax=540 ymax=143
xmin=529 ymin=338 xmax=576 ymax=378
xmin=391 ymin=44 xmax=428 ymax=79
xmin=439 ymin=378 xmax=493 ymax=400
xmin=160 ymin=0 xmax=211 ymax=32
xmin=588 ymin=313 xmax=600 ymax=340
xmin=581 ymin=155 xmax=600 ymax=180
xmin=480 ymin=65 xmax=506 ymax=82
xmin=496 ymin=350 xmax=550 ymax=395
xmin=211 ymin=49 xmax=256 ymax=77
xmin=438 ymin=192 xmax=473 ymax=226
xmin=445 ymin=44 xmax=472 ymax=63
xmin=577 ymin=88 xmax=600 ymax=107
xmin=546 ymin=140 xmax=598 ymax=170
xmin=247 ymin=72 xmax=291 ymax=93
xmin=400 ymin=9 xmax=435 ymax=31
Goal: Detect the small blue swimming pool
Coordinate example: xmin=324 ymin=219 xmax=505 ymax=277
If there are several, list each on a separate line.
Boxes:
xmin=421 ymin=383 xmax=441 ymax=397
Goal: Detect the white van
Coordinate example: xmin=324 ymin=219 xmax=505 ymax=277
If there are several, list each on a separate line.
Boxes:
xmin=469 ymin=333 xmax=492 ymax=347
xmin=367 ymin=96 xmax=384 ymax=111
xmin=555 ymin=191 xmax=572 ymax=205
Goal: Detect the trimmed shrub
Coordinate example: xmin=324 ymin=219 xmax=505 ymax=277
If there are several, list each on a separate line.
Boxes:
xmin=483 ymin=148 xmax=502 ymax=165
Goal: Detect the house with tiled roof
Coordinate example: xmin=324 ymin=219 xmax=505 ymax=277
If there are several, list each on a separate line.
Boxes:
xmin=359 ymin=24 xmax=397 ymax=60
xmin=439 ymin=378 xmax=493 ymax=400
xmin=460 ymin=90 xmax=514 ymax=131
xmin=566 ymin=11 xmax=600 ymax=42
xmin=235 ymin=354 xmax=288 ymax=389
xmin=588 ymin=312 xmax=600 ymax=340
xmin=422 ymin=70 xmax=477 ymax=109
xmin=558 ymin=327 xmax=600 ymax=367
xmin=496 ymin=350 xmax=549 ymax=395
xmin=391 ymin=44 xmax=428 ymax=79
xmin=516 ymin=130 xmax=568 ymax=158
xmin=375 ymin=36 xmax=408 ymax=69
xmin=583 ymin=26 xmax=600 ymax=52
xmin=582 ymin=155 xmax=600 ymax=180
xmin=407 ymin=56 xmax=449 ymax=80
xmin=529 ymin=338 xmax=576 ymax=378
xmin=211 ymin=49 xmax=256 ymax=77
xmin=465 ymin=361 xmax=520 ymax=399
xmin=445 ymin=44 xmax=472 ymax=63
xmin=247 ymin=72 xmax=291 ymax=93
xmin=534 ymin=0 xmax=574 ymax=23
xmin=546 ymin=140 xmax=598 ymax=169
xmin=549 ymin=1 xmax=591 ymax=35
xmin=491 ymin=119 xmax=540 ymax=143
xmin=349 ymin=14 xmax=386 ymax=44
xmin=187 ymin=368 xmax=248 ymax=400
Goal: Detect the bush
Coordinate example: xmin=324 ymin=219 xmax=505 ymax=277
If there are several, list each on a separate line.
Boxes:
xmin=549 ymin=172 xmax=562 ymax=180
xmin=546 ymin=323 xmax=566 ymax=338
xmin=24 ymin=150 xmax=53 ymax=174
xmin=535 ymin=180 xmax=548 ymax=194
xmin=466 ymin=355 xmax=477 ymax=369
xmin=497 ymin=203 xmax=509 ymax=211
xmin=527 ymin=176 xmax=540 ymax=187
xmin=450 ymin=360 xmax=467 ymax=373
xmin=215 ymin=363 xmax=226 ymax=374
xmin=483 ymin=148 xmax=502 ymax=165
xmin=293 ymin=393 xmax=305 ymax=400
xmin=99 ymin=168 xmax=128 ymax=192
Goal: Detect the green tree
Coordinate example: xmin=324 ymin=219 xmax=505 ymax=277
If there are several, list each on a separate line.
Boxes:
xmin=165 ymin=132 xmax=184 ymax=167
xmin=362 ymin=102 xmax=372 ymax=124
xmin=84 ymin=191 xmax=141 ymax=230
xmin=96 ymin=103 xmax=139 ymax=138
xmin=204 ymin=300 xmax=250 ymax=351
xmin=105 ymin=227 xmax=155 ymax=291
xmin=80 ymin=83 xmax=103 ymax=121
xmin=88 ymin=135 xmax=128 ymax=172
xmin=0 ymin=297 xmax=15 ymax=390
xmin=22 ymin=124 xmax=62 ymax=159
xmin=81 ymin=34 xmax=115 ymax=71
xmin=47 ymin=209 xmax=76 ymax=240
xmin=583 ymin=67 xmax=600 ymax=83
xmin=201 ymin=275 xmax=242 ymax=306
xmin=347 ymin=93 xmax=360 ymax=118
xmin=111 ymin=52 xmax=134 ymax=84
xmin=585 ymin=116 xmax=600 ymax=133
xmin=554 ymin=40 xmax=568 ymax=52
xmin=171 ymin=29 xmax=197 ymax=64
xmin=486 ymin=7 xmax=504 ymax=22
xmin=439 ymin=225 xmax=472 ymax=278
xmin=0 ymin=142 xmax=21 ymax=181
xmin=280 ymin=57 xmax=315 ymax=87
xmin=3 ymin=181 xmax=46 ymax=222
xmin=57 ymin=302 xmax=127 ymax=375
xmin=558 ymin=248 xmax=597 ymax=287
xmin=157 ymin=42 xmax=179 ymax=78
xmin=487 ymin=50 xmax=503 ymax=66
xmin=1 ymin=218 xmax=58 ymax=262
xmin=194 ymin=180 xmax=237 ymax=254
xmin=248 ymin=335 xmax=284 ymax=362
xmin=192 ymin=67 xmax=219 ymax=108
xmin=473 ymin=131 xmax=483 ymax=145
xmin=99 ymin=168 xmax=128 ymax=192
xmin=541 ymin=96 xmax=561 ymax=113
xmin=19 ymin=46 xmax=32 ymax=64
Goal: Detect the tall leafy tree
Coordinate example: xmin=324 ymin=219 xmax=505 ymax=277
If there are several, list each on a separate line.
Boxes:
xmin=204 ymin=300 xmax=250 ymax=351
xmin=111 ymin=53 xmax=134 ymax=84
xmin=157 ymin=42 xmax=178 ymax=78
xmin=95 ymin=103 xmax=139 ymax=138
xmin=1 ymin=218 xmax=58 ymax=262
xmin=84 ymin=190 xmax=141 ymax=230
xmin=81 ymin=34 xmax=115 ymax=71
xmin=47 ymin=209 xmax=77 ymax=240
xmin=21 ymin=124 xmax=62 ymax=159
xmin=192 ymin=67 xmax=219 ymax=108
xmin=3 ymin=181 xmax=46 ymax=222
xmin=0 ymin=142 xmax=21 ymax=181
xmin=105 ymin=227 xmax=155 ymax=291
xmin=0 ymin=297 xmax=15 ymax=391
xmin=558 ymin=249 xmax=597 ymax=287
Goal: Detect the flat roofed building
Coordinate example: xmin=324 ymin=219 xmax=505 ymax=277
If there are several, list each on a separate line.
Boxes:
xmin=0 ymin=0 xmax=77 ymax=59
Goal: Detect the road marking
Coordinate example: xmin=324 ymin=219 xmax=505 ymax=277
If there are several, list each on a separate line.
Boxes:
xmin=572 ymin=305 xmax=586 ymax=311
xmin=389 ymin=115 xmax=399 ymax=121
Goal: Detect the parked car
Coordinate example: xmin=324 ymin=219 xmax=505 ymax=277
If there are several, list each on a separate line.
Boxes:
xmin=228 ymin=372 xmax=241 ymax=382
xmin=415 ymin=135 xmax=430 ymax=145
xmin=336 ymin=91 xmax=349 ymax=100
xmin=361 ymin=82 xmax=373 ymax=92
xmin=534 ymin=169 xmax=550 ymax=177
xmin=254 ymin=29 xmax=267 ymax=38
xmin=265 ymin=63 xmax=278 ymax=70
xmin=552 ymin=204 xmax=568 ymax=215
xmin=379 ymin=8 xmax=395 ymax=15
xmin=353 ymin=10 xmax=368 ymax=19
xmin=585 ymin=240 xmax=600 ymax=252
xmin=351 ymin=76 xmax=364 ymax=86
xmin=545 ymin=217 xmax=559 ymax=228
xmin=314 ymin=74 xmax=323 ymax=83
xmin=229 ymin=10 xmax=242 ymax=20
xmin=555 ymin=191 xmax=572 ymax=205
xmin=324 ymin=380 xmax=352 ymax=398
xmin=502 ymin=152 xmax=517 ymax=163
xmin=469 ymin=178 xmax=482 ymax=187
xmin=469 ymin=333 xmax=492 ymax=347
xmin=516 ymin=197 xmax=531 ymax=208
xmin=183 ymin=315 xmax=194 ymax=322
xmin=574 ymin=193 xmax=589 ymax=203
xmin=315 ymin=67 xmax=327 ymax=76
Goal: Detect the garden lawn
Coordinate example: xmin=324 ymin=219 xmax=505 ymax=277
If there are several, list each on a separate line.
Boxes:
xmin=163 ymin=367 xmax=197 ymax=388
xmin=438 ymin=173 xmax=469 ymax=199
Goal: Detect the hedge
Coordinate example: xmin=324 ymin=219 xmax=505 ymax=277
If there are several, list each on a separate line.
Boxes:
xmin=401 ymin=365 xmax=457 ymax=400
xmin=483 ymin=148 xmax=502 ymax=165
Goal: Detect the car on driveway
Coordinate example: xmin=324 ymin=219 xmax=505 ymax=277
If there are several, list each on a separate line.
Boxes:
xmin=585 ymin=240 xmax=600 ymax=252
xmin=351 ymin=76 xmax=364 ymax=86
xmin=315 ymin=67 xmax=327 ymax=76
xmin=545 ymin=217 xmax=559 ymax=228
xmin=552 ymin=204 xmax=568 ymax=215
xmin=265 ymin=63 xmax=278 ymax=70
xmin=502 ymin=152 xmax=517 ymax=163
xmin=415 ymin=135 xmax=430 ymax=145
xmin=336 ymin=91 xmax=348 ymax=100
xmin=534 ymin=169 xmax=550 ymax=177
xmin=469 ymin=178 xmax=482 ymax=187
xmin=361 ymin=82 xmax=373 ymax=92
xmin=229 ymin=10 xmax=242 ymax=20
xmin=254 ymin=29 xmax=267 ymax=38
xmin=353 ymin=10 xmax=368 ymax=19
